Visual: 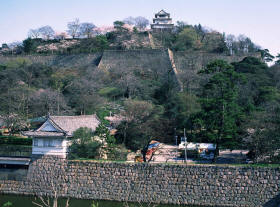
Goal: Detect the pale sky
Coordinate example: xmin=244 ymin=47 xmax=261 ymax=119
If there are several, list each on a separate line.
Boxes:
xmin=0 ymin=0 xmax=279 ymax=56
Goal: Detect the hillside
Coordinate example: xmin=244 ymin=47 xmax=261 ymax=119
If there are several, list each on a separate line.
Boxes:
xmin=0 ymin=49 xmax=258 ymax=95
xmin=0 ymin=22 xmax=278 ymax=163
xmin=0 ymin=53 xmax=102 ymax=69
xmin=172 ymin=51 xmax=260 ymax=92
xmin=0 ymin=20 xmax=262 ymax=57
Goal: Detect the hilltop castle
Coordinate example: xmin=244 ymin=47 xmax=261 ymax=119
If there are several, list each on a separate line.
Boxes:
xmin=151 ymin=9 xmax=174 ymax=32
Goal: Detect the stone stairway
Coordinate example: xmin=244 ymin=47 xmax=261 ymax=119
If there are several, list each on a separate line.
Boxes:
xmin=167 ymin=48 xmax=183 ymax=91
xmin=148 ymin=31 xmax=156 ymax=49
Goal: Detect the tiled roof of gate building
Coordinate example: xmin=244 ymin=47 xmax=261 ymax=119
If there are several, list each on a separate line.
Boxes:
xmin=23 ymin=115 xmax=100 ymax=138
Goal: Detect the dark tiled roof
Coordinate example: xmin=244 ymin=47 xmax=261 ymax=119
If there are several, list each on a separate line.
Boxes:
xmin=156 ymin=9 xmax=170 ymax=16
xmin=48 ymin=115 xmax=100 ymax=135
xmin=24 ymin=115 xmax=100 ymax=137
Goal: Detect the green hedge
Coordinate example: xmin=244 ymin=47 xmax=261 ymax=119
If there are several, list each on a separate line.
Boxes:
xmin=0 ymin=145 xmax=32 ymax=157
xmin=0 ymin=136 xmax=32 ymax=146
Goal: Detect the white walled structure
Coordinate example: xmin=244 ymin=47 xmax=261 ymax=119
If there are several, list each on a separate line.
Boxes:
xmin=32 ymin=138 xmax=69 ymax=158
xmin=151 ymin=10 xmax=174 ymax=32
xmin=24 ymin=115 xmax=100 ymax=158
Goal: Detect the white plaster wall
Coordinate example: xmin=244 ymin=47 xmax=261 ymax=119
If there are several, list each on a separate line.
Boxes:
xmin=32 ymin=138 xmax=69 ymax=158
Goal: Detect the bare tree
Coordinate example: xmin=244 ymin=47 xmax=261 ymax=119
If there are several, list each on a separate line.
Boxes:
xmin=29 ymin=88 xmax=70 ymax=117
xmin=38 ymin=26 xmax=55 ymax=40
xmin=67 ymin=78 xmax=106 ymax=115
xmin=32 ymin=197 xmax=69 ymax=207
xmin=122 ymin=16 xmax=149 ymax=30
xmin=180 ymin=69 xmax=199 ymax=92
xmin=67 ymin=18 xmax=80 ymax=38
xmin=119 ymin=99 xmax=155 ymax=147
xmin=0 ymin=113 xmax=27 ymax=135
xmin=0 ymin=86 xmax=30 ymax=134
xmin=108 ymin=65 xmax=141 ymax=98
xmin=28 ymin=29 xmax=40 ymax=38
xmin=134 ymin=16 xmax=149 ymax=30
xmin=237 ymin=34 xmax=248 ymax=53
xmin=30 ymin=158 xmax=70 ymax=207
xmin=123 ymin=16 xmax=136 ymax=25
xmin=225 ymin=34 xmax=236 ymax=55
xmin=79 ymin=22 xmax=96 ymax=38
xmin=8 ymin=41 xmax=22 ymax=54
xmin=226 ymin=34 xmax=258 ymax=55
xmin=122 ymin=99 xmax=154 ymax=123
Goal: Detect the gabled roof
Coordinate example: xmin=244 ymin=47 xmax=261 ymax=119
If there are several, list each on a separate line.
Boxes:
xmin=156 ymin=9 xmax=170 ymax=16
xmin=23 ymin=115 xmax=100 ymax=137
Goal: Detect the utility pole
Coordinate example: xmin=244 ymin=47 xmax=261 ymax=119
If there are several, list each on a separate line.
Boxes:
xmin=174 ymin=128 xmax=178 ymax=162
xmin=184 ymin=128 xmax=187 ymax=164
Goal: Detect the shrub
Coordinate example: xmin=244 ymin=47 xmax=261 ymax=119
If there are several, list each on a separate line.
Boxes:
xmin=22 ymin=38 xmax=43 ymax=54
xmin=0 ymin=145 xmax=32 ymax=157
xmin=68 ymin=140 xmax=101 ymax=159
xmin=2 ymin=201 xmax=13 ymax=207
xmin=98 ymin=87 xmax=123 ymax=99
xmin=94 ymin=123 xmax=116 ymax=145
xmin=174 ymin=27 xmax=200 ymax=50
xmin=68 ymin=127 xmax=102 ymax=159
xmin=106 ymin=146 xmax=128 ymax=161
xmin=0 ymin=136 xmax=32 ymax=146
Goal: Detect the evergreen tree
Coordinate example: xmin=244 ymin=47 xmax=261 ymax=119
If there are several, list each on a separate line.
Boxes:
xmin=22 ymin=38 xmax=37 ymax=53
xmin=68 ymin=127 xmax=101 ymax=159
xmin=197 ymin=60 xmax=243 ymax=152
xmin=275 ymin=53 xmax=280 ymax=65
xmin=259 ymin=49 xmax=274 ymax=63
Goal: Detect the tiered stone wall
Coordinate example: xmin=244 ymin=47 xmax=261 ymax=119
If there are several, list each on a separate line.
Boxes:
xmin=0 ymin=50 xmax=259 ymax=76
xmin=0 ymin=50 xmax=260 ymax=94
xmin=172 ymin=51 xmax=261 ymax=92
xmin=0 ymin=156 xmax=279 ymax=207
xmin=0 ymin=53 xmax=102 ymax=69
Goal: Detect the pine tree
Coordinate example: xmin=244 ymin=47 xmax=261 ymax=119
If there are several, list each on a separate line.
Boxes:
xmin=197 ymin=60 xmax=243 ymax=153
xmin=275 ymin=53 xmax=280 ymax=65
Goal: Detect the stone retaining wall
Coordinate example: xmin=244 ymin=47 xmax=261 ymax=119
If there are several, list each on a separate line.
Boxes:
xmin=0 ymin=156 xmax=279 ymax=207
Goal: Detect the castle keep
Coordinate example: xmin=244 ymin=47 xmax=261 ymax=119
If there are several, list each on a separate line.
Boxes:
xmin=151 ymin=9 xmax=174 ymax=32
